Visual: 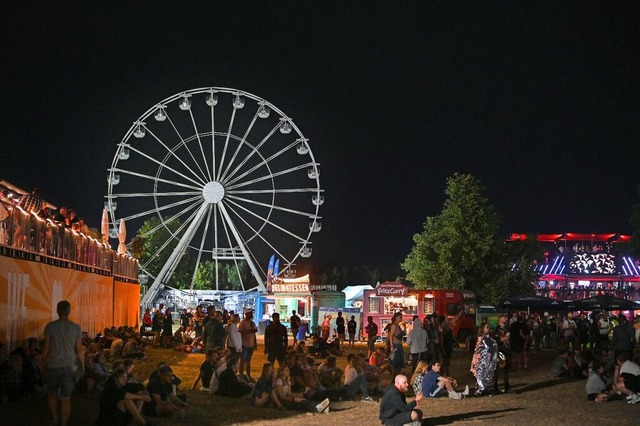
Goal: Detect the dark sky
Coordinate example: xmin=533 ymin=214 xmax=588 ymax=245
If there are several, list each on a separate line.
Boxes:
xmin=3 ymin=2 xmax=640 ymax=275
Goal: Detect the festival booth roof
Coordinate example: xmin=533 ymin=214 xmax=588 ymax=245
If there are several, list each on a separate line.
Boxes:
xmin=565 ymin=295 xmax=639 ymax=311
xmin=342 ymin=285 xmax=374 ymax=304
xmin=499 ymin=294 xmax=564 ymax=310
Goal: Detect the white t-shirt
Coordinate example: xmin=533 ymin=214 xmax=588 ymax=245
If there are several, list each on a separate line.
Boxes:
xmin=620 ymin=360 xmax=640 ymax=376
xmin=274 ymin=377 xmax=291 ymax=397
xmin=598 ymin=318 xmax=610 ymax=335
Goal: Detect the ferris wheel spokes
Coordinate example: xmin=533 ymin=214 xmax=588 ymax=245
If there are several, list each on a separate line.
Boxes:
xmin=189 ymin=204 xmax=213 ymax=289
xmin=223 ymin=201 xmax=293 ymax=267
xmin=218 ymin=109 xmax=260 ymax=184
xmin=123 ymin=142 xmax=206 ymax=188
xmin=164 ymin=110 xmax=210 ymax=182
xmin=117 ymin=195 xmax=202 ymax=223
xmin=109 ymin=167 xmax=201 ymax=191
xmin=141 ymin=202 xmax=212 ymax=307
xmin=217 ymin=202 xmax=266 ymax=292
xmin=187 ymin=108 xmax=213 ymax=182
xmin=222 ymin=122 xmax=281 ymax=185
xmin=226 ymin=194 xmax=318 ymax=219
xmin=144 ymin=127 xmax=208 ymax=186
xmin=226 ymin=162 xmax=316 ymax=190
xmin=215 ymin=106 xmax=238 ymax=182
xmin=223 ymin=198 xmax=309 ymax=245
xmin=139 ymin=201 xmax=205 ymax=270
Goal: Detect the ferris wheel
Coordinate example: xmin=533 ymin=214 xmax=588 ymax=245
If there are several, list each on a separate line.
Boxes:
xmin=105 ymin=87 xmax=323 ymax=305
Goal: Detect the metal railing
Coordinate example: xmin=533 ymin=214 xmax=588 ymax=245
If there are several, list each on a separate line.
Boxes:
xmin=0 ymin=199 xmax=137 ymax=280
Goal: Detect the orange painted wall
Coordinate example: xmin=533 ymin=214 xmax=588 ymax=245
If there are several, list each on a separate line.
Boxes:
xmin=0 ymin=256 xmax=139 ymax=355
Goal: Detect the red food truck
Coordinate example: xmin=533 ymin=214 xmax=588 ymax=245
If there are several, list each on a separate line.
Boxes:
xmin=361 ymin=282 xmax=476 ymax=343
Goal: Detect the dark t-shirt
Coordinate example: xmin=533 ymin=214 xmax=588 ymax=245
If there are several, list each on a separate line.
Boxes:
xmin=251 ymin=375 xmax=273 ymax=398
xmin=365 ymin=322 xmax=378 ymax=338
xmin=347 ymin=319 xmax=357 ymax=333
xmin=264 ymin=322 xmax=288 ymax=354
xmin=200 ymin=360 xmax=214 ymax=388
xmin=97 ymin=378 xmax=128 ymax=425
xmin=336 ymin=316 xmax=345 ymax=333
xmin=144 ymin=377 xmax=173 ymax=414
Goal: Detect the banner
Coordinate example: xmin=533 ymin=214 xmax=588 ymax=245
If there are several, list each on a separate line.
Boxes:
xmin=317 ymin=306 xmax=362 ymax=341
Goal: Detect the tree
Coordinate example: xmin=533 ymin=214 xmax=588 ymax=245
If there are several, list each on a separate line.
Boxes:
xmin=130 ymin=216 xmax=195 ymax=290
xmin=479 ymin=237 xmax=541 ymax=305
xmin=402 ymin=173 xmax=499 ymax=294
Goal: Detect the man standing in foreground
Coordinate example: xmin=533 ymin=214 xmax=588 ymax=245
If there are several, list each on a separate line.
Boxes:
xmin=264 ymin=313 xmax=288 ymax=366
xmin=238 ymin=308 xmax=258 ymax=379
xmin=379 ymin=374 xmax=423 ymax=426
xmin=42 ymin=300 xmax=84 ymax=426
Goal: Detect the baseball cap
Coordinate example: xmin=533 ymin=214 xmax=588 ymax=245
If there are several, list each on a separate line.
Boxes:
xmin=244 ymin=308 xmax=254 ymax=314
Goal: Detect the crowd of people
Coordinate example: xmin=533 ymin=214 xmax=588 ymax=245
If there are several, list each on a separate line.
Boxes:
xmin=3 ymin=301 xmax=640 ymax=425
xmin=0 ymin=187 xmax=92 ymax=248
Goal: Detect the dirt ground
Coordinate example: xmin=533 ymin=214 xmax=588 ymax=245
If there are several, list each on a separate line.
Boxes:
xmin=1 ymin=341 xmax=637 ymax=426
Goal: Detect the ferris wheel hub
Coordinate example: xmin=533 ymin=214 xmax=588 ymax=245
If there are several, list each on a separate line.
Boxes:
xmin=202 ymin=181 xmax=225 ymax=204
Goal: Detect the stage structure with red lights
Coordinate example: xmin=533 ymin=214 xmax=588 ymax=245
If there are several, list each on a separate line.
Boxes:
xmin=508 ymin=233 xmax=640 ymax=302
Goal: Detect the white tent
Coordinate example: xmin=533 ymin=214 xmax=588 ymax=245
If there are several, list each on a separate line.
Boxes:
xmin=342 ymin=285 xmax=374 ymax=308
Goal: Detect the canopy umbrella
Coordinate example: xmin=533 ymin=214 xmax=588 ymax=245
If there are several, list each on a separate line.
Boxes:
xmin=500 ymin=294 xmax=564 ymax=311
xmin=101 ymin=209 xmax=109 ymax=245
xmin=569 ymin=295 xmax=638 ymax=311
xmin=117 ymin=218 xmax=127 ymax=254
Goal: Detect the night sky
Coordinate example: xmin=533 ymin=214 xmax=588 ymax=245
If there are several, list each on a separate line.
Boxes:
xmin=3 ymin=2 xmax=640 ymax=276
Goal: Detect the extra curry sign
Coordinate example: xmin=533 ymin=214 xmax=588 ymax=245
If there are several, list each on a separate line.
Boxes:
xmin=375 ymin=282 xmax=408 ymax=297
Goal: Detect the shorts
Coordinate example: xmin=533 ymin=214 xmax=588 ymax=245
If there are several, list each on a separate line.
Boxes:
xmin=45 ymin=366 xmax=76 ymax=398
xmin=621 ymin=373 xmax=640 ymax=393
xmin=428 ymin=385 xmax=444 ymax=398
xmin=241 ymin=346 xmax=255 ymax=362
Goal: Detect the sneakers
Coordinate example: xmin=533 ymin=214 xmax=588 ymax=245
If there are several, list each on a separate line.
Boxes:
xmin=448 ymin=391 xmax=462 ymax=399
xmin=199 ymin=386 xmax=209 ymax=392
xmin=628 ymin=394 xmax=640 ymax=404
xmin=361 ymin=396 xmax=376 ymax=403
xmin=626 ymin=393 xmax=636 ymax=400
xmin=316 ymin=398 xmax=330 ymax=413
xmin=462 ymin=385 xmax=470 ymax=396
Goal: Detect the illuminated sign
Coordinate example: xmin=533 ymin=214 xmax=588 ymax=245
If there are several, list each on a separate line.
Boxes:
xmin=569 ymin=253 xmax=616 ymax=274
xmin=272 ymin=283 xmax=310 ymax=293
xmin=376 ymin=282 xmax=408 ymax=297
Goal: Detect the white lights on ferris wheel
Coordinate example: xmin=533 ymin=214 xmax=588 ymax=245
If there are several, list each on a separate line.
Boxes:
xmin=308 ymin=167 xmax=319 ymax=179
xmin=279 ymin=119 xmax=292 ymax=134
xmin=233 ymin=93 xmax=245 ymax=109
xmin=312 ymin=195 xmax=324 ymax=206
xmin=309 ymin=221 xmax=322 ymax=232
xmin=296 ymin=138 xmax=309 ymax=155
xmin=206 ymin=90 xmax=218 ymax=106
xmin=154 ymin=105 xmax=167 ymax=121
xmin=118 ymin=147 xmax=130 ymax=160
xmin=257 ymin=102 xmax=270 ymax=118
xmin=133 ymin=121 xmax=145 ymax=138
xmin=179 ymin=94 xmax=192 ymax=110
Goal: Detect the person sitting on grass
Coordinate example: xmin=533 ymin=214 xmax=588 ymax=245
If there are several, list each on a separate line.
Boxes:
xmin=410 ymin=360 xmax=429 ymax=396
xmin=217 ymin=353 xmax=254 ymax=397
xmin=191 ymin=349 xmax=218 ymax=392
xmin=551 ymin=351 xmax=572 ymax=377
xmin=251 ymin=362 xmax=283 ymax=408
xmin=613 ymin=351 xmax=640 ymax=404
xmin=294 ymin=340 xmax=307 ymax=355
xmin=379 ymin=374 xmax=423 ymax=426
xmin=122 ymin=336 xmax=145 ymax=360
xmin=143 ymin=365 xmax=188 ymax=418
xmin=421 ymin=360 xmax=468 ymax=399
xmin=96 ymin=368 xmax=151 ymax=425
xmin=343 ymin=354 xmax=375 ymax=402
xmin=369 ymin=347 xmax=392 ymax=375
xmin=86 ymin=353 xmax=109 ymax=394
xmin=586 ymin=361 xmax=609 ymax=402
xmin=317 ymin=356 xmax=343 ymax=389
xmin=358 ymin=353 xmax=383 ymax=394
